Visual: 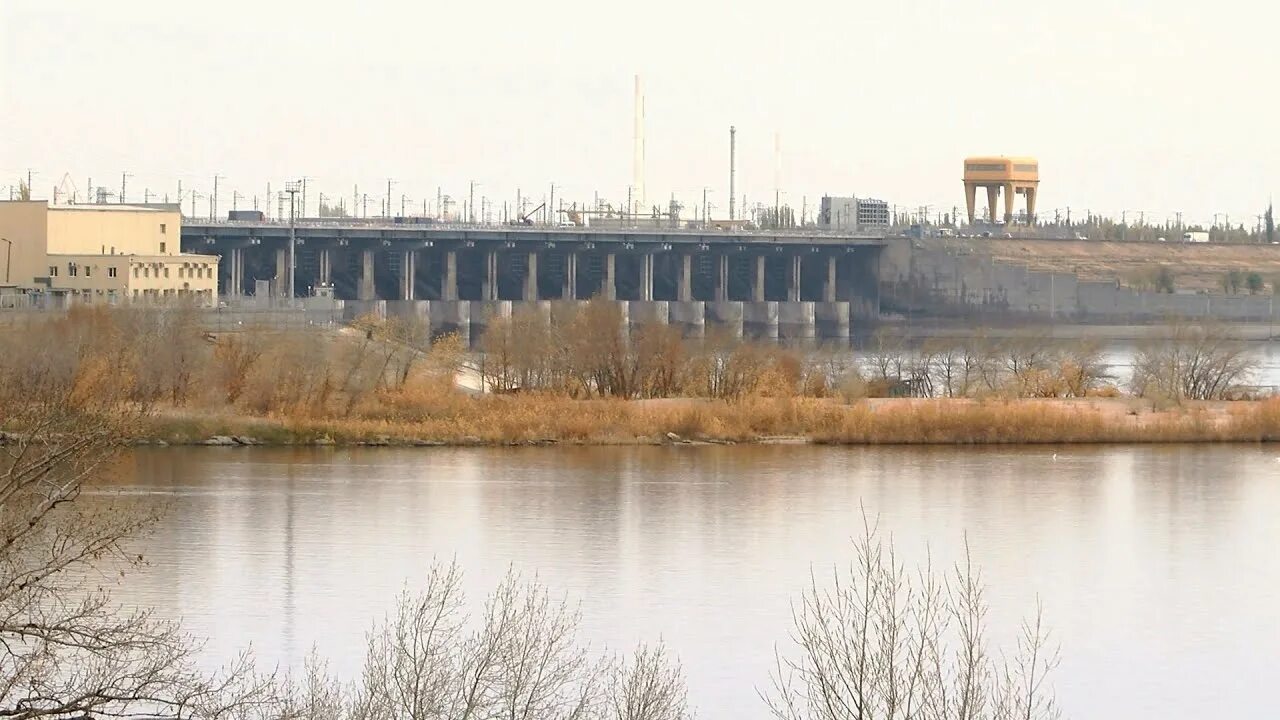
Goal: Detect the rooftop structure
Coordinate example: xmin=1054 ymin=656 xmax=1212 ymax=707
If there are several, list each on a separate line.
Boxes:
xmin=818 ymin=196 xmax=891 ymax=232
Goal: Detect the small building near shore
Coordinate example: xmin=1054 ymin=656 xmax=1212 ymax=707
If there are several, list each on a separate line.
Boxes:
xmin=0 ymin=201 xmax=219 ymax=306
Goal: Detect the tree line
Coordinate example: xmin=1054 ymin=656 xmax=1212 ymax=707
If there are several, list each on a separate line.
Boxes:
xmin=0 ymin=303 xmax=1258 ymax=428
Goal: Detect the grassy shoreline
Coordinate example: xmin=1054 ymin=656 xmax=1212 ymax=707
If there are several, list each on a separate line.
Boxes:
xmin=136 ymin=396 xmax=1280 ymax=447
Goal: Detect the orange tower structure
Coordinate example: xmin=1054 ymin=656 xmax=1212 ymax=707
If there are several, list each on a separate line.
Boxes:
xmin=963 ymin=157 xmax=1039 ymax=224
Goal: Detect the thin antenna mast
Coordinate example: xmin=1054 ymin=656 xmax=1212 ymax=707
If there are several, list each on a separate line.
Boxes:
xmin=633 ymin=75 xmax=645 ymax=214
xmin=774 ymin=131 xmax=782 ymax=225
xmin=729 ymin=126 xmax=737 ymax=220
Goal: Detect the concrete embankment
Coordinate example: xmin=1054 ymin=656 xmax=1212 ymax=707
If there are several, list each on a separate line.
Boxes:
xmin=886 ymin=237 xmax=1280 ymax=324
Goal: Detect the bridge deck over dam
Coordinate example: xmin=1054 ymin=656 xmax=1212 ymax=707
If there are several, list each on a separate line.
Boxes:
xmin=181 ymin=222 xmax=890 ymax=339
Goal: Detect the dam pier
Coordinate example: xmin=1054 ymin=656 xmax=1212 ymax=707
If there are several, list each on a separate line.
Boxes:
xmin=182 ymin=221 xmax=887 ymax=340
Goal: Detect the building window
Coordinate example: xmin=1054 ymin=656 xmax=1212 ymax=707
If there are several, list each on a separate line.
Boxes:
xmin=67 ymin=263 xmax=78 ymax=277
xmin=160 ymin=224 xmax=167 ymax=234
xmin=84 ymin=266 xmax=92 ymax=278
xmin=49 ymin=266 xmax=58 ymax=277
xmin=163 ymin=267 xmax=170 ymax=278
xmin=160 ymin=241 xmax=167 ymax=253
xmin=144 ymin=267 xmax=150 ymax=278
xmin=108 ymin=267 xmax=118 ymax=278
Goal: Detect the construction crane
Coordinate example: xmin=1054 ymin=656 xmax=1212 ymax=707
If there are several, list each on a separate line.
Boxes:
xmin=515 ymin=202 xmax=546 ymax=226
xmin=54 ymin=173 xmax=80 ymax=204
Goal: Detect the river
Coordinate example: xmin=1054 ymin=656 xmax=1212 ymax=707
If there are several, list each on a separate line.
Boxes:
xmin=99 ymin=446 xmax=1280 ymax=719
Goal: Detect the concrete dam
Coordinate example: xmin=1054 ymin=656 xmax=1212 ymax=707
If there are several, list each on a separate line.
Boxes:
xmin=181 ymin=222 xmax=888 ymax=340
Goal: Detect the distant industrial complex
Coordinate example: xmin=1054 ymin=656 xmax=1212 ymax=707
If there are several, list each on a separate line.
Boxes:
xmin=6 ymin=150 xmax=1272 ymax=336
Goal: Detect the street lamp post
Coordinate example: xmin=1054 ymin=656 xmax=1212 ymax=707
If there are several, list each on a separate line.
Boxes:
xmin=284 ymin=181 xmax=302 ymax=300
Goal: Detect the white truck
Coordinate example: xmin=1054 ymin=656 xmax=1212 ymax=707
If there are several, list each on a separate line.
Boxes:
xmin=1183 ymin=231 xmax=1210 ymax=243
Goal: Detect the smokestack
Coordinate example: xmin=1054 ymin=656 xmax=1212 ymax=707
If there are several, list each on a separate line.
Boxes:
xmin=729 ymin=126 xmax=737 ymax=220
xmin=633 ymin=75 xmax=645 ymax=214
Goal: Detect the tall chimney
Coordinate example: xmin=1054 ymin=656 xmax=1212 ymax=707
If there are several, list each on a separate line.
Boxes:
xmin=729 ymin=126 xmax=737 ymax=220
xmin=633 ymin=75 xmax=645 ymax=214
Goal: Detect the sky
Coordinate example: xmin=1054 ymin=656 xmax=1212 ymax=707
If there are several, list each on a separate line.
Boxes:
xmin=1 ymin=0 xmax=1277 ymax=226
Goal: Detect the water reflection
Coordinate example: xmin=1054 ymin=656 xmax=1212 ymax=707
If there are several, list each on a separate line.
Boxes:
xmin=103 ymin=446 xmax=1280 ymax=719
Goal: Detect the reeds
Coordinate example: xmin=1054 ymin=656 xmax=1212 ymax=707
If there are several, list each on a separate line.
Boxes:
xmin=141 ymin=394 xmax=1280 ymax=446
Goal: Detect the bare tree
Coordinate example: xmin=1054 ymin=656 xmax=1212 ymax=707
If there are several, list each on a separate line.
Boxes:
xmin=686 ymin=333 xmax=776 ymax=401
xmin=214 ymin=327 xmax=268 ymax=404
xmin=119 ymin=303 xmax=211 ymax=406
xmin=927 ymin=340 xmax=964 ymax=398
xmin=562 ymin=298 xmax=634 ymax=398
xmin=998 ymin=334 xmax=1057 ymax=397
xmin=279 ymin=651 xmax=347 ymax=720
xmin=1131 ymin=320 xmax=1256 ymax=401
xmin=0 ymin=315 xmax=282 ymax=719
xmin=606 ymin=643 xmax=692 ymax=720
xmin=243 ymin=328 xmax=333 ymax=416
xmin=1058 ymin=341 xmax=1107 ymax=398
xmin=633 ymin=323 xmax=687 ymax=399
xmin=353 ymin=561 xmax=604 ymax=720
xmin=866 ymin=328 xmax=909 ymax=386
xmin=274 ymin=563 xmax=692 ymax=720
xmin=765 ymin=519 xmax=1060 ymax=720
xmin=477 ymin=311 xmax=523 ymax=394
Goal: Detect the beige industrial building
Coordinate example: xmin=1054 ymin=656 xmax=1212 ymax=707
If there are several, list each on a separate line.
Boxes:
xmin=0 ymin=201 xmax=218 ymax=305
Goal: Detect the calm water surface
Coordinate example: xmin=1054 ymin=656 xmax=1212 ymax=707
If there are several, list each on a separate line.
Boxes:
xmin=103 ymin=446 xmax=1280 ymax=718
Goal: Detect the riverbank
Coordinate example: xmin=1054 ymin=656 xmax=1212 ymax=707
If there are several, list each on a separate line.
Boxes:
xmin=138 ymin=396 xmax=1280 ymax=447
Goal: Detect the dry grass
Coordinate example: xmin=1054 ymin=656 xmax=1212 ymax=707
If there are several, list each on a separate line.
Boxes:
xmin=143 ymin=393 xmax=1280 ymax=446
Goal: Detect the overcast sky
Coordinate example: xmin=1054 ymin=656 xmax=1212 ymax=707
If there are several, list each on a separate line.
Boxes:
xmin=2 ymin=0 xmax=1276 ymax=226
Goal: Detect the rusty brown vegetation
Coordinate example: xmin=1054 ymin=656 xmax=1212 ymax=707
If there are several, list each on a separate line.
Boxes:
xmin=1 ymin=303 xmax=1274 ymax=446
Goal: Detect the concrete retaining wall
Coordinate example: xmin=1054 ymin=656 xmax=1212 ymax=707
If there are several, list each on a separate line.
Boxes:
xmin=343 ymin=300 xmax=386 ymax=321
xmin=385 ymin=300 xmax=428 ymax=324
xmin=893 ymin=246 xmax=1280 ymax=324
